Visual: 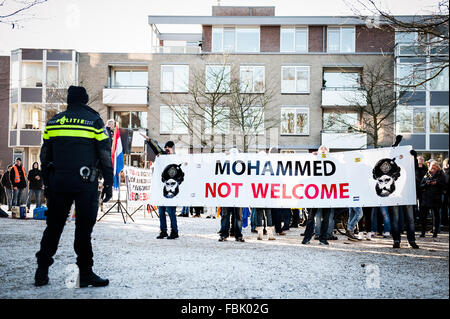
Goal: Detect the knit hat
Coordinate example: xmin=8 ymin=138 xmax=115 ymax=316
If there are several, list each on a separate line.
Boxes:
xmin=164 ymin=141 xmax=175 ymax=149
xmin=67 ymin=85 xmax=89 ymax=105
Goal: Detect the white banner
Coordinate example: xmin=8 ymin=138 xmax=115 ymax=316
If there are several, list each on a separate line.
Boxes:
xmin=149 ymin=146 xmax=416 ymax=208
xmin=125 ymin=165 xmax=153 ymax=208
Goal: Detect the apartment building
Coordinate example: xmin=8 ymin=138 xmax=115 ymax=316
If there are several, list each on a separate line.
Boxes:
xmin=394 ymin=32 xmax=449 ymax=162
xmin=147 ymin=6 xmax=396 ymax=154
xmin=4 ymin=5 xmax=448 ymax=168
xmin=7 ymin=48 xmax=78 ymax=170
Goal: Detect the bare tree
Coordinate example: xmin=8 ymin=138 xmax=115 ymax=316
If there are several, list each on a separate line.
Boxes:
xmin=0 ymin=0 xmax=48 ymax=28
xmin=347 ymin=0 xmax=449 ymax=88
xmin=323 ymin=62 xmax=407 ymax=148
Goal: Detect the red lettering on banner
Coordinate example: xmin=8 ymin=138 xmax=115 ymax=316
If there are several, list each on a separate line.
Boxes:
xmin=270 ymin=184 xmax=280 ymax=199
xmin=231 ymin=183 xmax=243 ymax=197
xmin=205 ymin=183 xmax=216 ymax=198
xmin=251 ymin=183 xmax=269 ymax=198
xmin=218 ymin=182 xmax=231 ymax=198
xmin=339 ymin=183 xmax=350 ymax=198
xmin=282 ymin=184 xmax=292 ymax=199
xmin=321 ymin=184 xmax=337 ymax=199
xmin=305 ymin=184 xmax=319 ymax=199
xmin=292 ymin=184 xmax=304 ymax=199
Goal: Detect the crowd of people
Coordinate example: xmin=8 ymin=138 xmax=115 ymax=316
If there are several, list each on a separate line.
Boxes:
xmin=0 ymin=158 xmax=44 ymax=213
xmin=145 ymin=139 xmax=449 ymax=250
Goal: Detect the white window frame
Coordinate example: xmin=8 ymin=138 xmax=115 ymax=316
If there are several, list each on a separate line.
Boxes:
xmin=160 ymin=105 xmax=189 ymax=135
xmin=327 ymin=26 xmax=355 ymax=53
xmin=280 ymin=106 xmax=310 ymax=136
xmin=112 ymin=69 xmax=148 ymax=88
xmin=240 ymin=65 xmax=265 ymax=93
xmin=160 ymin=65 xmax=189 ymax=93
xmin=429 ymin=106 xmax=449 ymax=134
xmin=244 ymin=106 xmax=265 ymax=135
xmin=204 ymin=106 xmax=230 ymax=135
xmin=212 ymin=26 xmax=260 ymax=53
xmin=280 ymin=26 xmax=308 ymax=53
xmin=281 ymin=65 xmax=310 ymax=94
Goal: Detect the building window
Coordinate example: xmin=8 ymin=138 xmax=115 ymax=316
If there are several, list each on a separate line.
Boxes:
xmin=327 ymin=27 xmax=355 ymax=53
xmin=430 ymin=107 xmax=449 ymax=133
xmin=396 ymin=106 xmax=427 ymax=133
xmin=281 ymin=66 xmax=310 ymax=93
xmin=22 ymin=62 xmax=43 ymax=87
xmin=46 ymin=62 xmax=73 ymax=88
xmin=212 ymin=27 xmax=260 ymax=53
xmin=397 ymin=63 xmax=427 ymax=90
xmin=323 ymin=72 xmax=360 ymax=89
xmin=240 ymin=66 xmax=265 ymax=93
xmin=280 ymin=107 xmax=309 ymax=135
xmin=205 ymin=65 xmax=230 ymax=93
xmin=160 ymin=105 xmax=188 ymax=134
xmin=113 ymin=70 xmax=148 ymax=87
xmin=204 ymin=106 xmax=230 ymax=134
xmin=10 ymin=104 xmax=18 ymax=129
xmin=323 ymin=112 xmax=359 ymax=133
xmin=45 ymin=104 xmax=64 ymax=123
xmin=161 ymin=65 xmax=189 ymax=92
xmin=430 ymin=66 xmax=449 ymax=91
xmin=114 ymin=111 xmax=148 ymax=130
xmin=280 ymin=27 xmax=308 ymax=52
xmin=21 ymin=104 xmax=42 ymax=129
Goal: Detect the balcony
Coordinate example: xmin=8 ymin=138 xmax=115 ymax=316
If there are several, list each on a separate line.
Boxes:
xmin=152 ymin=46 xmax=201 ymax=54
xmin=321 ymin=132 xmax=367 ymax=150
xmin=103 ymin=87 xmax=148 ymax=105
xmin=322 ymin=88 xmax=366 ymax=107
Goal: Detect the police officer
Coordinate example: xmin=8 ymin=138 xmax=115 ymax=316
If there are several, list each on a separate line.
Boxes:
xmin=35 ymin=86 xmax=113 ymax=287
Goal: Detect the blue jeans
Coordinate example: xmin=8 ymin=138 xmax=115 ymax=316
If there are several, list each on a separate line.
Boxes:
xmin=181 ymin=206 xmax=189 ymax=214
xmin=27 ymin=189 xmax=42 ymax=209
xmin=371 ymin=206 xmax=391 ymax=233
xmin=220 ymin=207 xmax=243 ymax=238
xmin=347 ymin=207 xmax=363 ymax=231
xmin=304 ymin=208 xmax=331 ymax=242
xmin=315 ymin=208 xmax=334 ymax=236
xmin=250 ymin=208 xmax=258 ymax=231
xmin=4 ymin=188 xmax=12 ymax=210
xmin=158 ymin=206 xmax=178 ymax=233
xmin=391 ymin=205 xmax=416 ymax=244
xmin=12 ymin=188 xmax=25 ymax=206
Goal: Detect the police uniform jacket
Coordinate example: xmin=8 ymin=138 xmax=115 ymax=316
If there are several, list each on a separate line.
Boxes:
xmin=40 ymin=102 xmax=114 ymax=192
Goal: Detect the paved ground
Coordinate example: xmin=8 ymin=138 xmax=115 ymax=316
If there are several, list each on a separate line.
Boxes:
xmin=0 ymin=205 xmax=448 ymax=299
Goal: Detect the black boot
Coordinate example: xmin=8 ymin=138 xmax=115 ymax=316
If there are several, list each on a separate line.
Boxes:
xmin=156 ymin=231 xmax=168 ymax=239
xmin=79 ymin=268 xmax=109 ymax=288
xmin=34 ymin=266 xmax=49 ymax=287
xmin=167 ymin=231 xmax=179 ymax=239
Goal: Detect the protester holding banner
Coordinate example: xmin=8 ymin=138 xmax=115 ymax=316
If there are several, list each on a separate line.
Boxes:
xmin=219 ymin=207 xmax=244 ymax=242
xmin=346 ymin=207 xmax=363 ymax=241
xmin=157 ymin=141 xmax=180 ymax=240
xmin=419 ymin=160 xmax=446 ymax=238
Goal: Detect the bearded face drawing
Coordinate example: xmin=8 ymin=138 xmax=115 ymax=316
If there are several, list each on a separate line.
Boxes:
xmin=372 ymin=158 xmax=401 ymax=197
xmin=161 ymin=164 xmax=185 ymax=198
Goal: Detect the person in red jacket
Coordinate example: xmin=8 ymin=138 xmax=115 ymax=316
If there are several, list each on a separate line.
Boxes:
xmin=10 ymin=158 xmax=27 ymax=207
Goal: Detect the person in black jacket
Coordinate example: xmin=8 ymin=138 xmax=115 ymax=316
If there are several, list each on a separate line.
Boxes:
xmin=1 ymin=165 xmax=13 ymax=211
xmin=419 ymin=161 xmax=446 ymax=238
xmin=34 ymin=86 xmax=114 ymax=288
xmin=10 ymin=158 xmax=27 ymax=206
xmin=26 ymin=162 xmax=43 ymax=210
xmin=441 ymin=158 xmax=449 ymax=226
xmin=414 ymin=156 xmax=428 ymax=220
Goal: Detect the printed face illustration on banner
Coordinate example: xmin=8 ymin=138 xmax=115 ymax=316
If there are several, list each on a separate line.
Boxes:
xmin=161 ymin=164 xmax=185 ymax=198
xmin=372 ymin=158 xmax=401 ymax=197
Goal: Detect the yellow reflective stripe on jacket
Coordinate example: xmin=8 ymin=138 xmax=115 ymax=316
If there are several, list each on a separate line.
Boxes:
xmin=45 ymin=124 xmax=104 ymax=133
xmin=43 ymin=128 xmax=109 ymax=141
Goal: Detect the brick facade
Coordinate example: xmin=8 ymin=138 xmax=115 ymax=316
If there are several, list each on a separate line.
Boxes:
xmin=356 ymin=25 xmax=395 ymax=52
xmin=212 ymin=6 xmax=275 ymax=16
xmin=260 ymin=26 xmax=280 ymax=52
xmin=202 ymin=26 xmax=212 ymax=52
xmin=308 ymin=26 xmax=325 ymax=52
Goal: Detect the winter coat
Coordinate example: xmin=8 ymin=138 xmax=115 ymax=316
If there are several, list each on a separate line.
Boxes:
xmin=420 ymin=170 xmax=446 ymax=208
xmin=415 ymin=165 xmax=428 ymax=195
xmin=28 ymin=166 xmax=43 ymax=190
xmin=10 ymin=164 xmax=27 ymax=189
xmin=1 ymin=171 xmax=12 ymax=189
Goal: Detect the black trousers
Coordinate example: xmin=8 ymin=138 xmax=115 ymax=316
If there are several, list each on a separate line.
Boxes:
xmin=420 ymin=205 xmax=441 ymax=235
xmin=36 ymin=190 xmax=99 ymax=270
xmin=303 ymin=208 xmax=331 ymax=242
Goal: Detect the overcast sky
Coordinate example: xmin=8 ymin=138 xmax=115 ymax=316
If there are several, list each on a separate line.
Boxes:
xmin=0 ymin=0 xmax=444 ymax=55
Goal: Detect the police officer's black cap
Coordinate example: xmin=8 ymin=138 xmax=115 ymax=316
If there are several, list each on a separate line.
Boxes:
xmin=67 ymin=85 xmax=89 ymax=105
xmin=372 ymin=158 xmax=401 ymax=180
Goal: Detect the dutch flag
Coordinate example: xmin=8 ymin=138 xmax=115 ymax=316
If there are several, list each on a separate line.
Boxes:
xmin=111 ymin=124 xmax=124 ymax=189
